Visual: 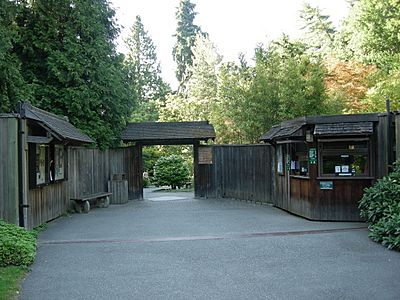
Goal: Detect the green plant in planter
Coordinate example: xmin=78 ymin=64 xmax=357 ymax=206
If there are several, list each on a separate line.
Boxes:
xmin=153 ymin=155 xmax=190 ymax=189
xmin=359 ymin=162 xmax=400 ymax=250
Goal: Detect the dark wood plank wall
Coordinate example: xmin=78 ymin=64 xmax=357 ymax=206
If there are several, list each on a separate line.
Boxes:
xmin=131 ymin=144 xmax=143 ymax=199
xmin=27 ymin=181 xmax=68 ymax=229
xmin=196 ymin=145 xmax=274 ymax=203
xmin=108 ymin=180 xmax=128 ymax=204
xmin=195 ymin=145 xmax=214 ymax=198
xmin=68 ymin=147 xmax=137 ymax=200
xmin=377 ymin=113 xmax=390 ymax=178
xmin=0 ymin=117 xmax=19 ymax=225
xmin=308 ymin=178 xmax=372 ymax=221
xmin=26 ymin=147 xmax=137 ymax=229
xmin=288 ymin=177 xmax=311 ymax=218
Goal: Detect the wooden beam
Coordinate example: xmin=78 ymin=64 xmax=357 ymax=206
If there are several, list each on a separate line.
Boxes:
xmin=193 ymin=141 xmax=200 ymax=198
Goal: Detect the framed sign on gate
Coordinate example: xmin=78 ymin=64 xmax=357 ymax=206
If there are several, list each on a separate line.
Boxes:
xmin=198 ymin=147 xmax=213 ymax=164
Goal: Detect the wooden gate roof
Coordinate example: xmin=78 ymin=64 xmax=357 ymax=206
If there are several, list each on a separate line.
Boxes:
xmin=121 ymin=121 xmax=216 ymax=145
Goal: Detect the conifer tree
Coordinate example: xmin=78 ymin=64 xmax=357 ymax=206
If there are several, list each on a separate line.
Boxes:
xmin=0 ymin=0 xmax=30 ymax=112
xmin=125 ymin=15 xmax=169 ymax=121
xmin=172 ymin=0 xmax=202 ymax=93
xmin=300 ymin=3 xmax=336 ymax=55
xmin=15 ymin=0 xmax=134 ymax=147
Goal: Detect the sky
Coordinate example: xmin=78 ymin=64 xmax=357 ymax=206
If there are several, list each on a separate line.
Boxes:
xmin=110 ymin=0 xmax=350 ymax=89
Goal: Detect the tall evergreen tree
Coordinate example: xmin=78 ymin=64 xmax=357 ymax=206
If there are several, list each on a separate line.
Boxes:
xmin=300 ymin=3 xmax=336 ymax=55
xmin=172 ymin=0 xmax=202 ymax=93
xmin=15 ymin=0 xmax=134 ymax=147
xmin=159 ymin=34 xmax=222 ymax=123
xmin=0 ymin=0 xmax=30 ymax=112
xmin=187 ymin=33 xmax=222 ymax=101
xmin=125 ymin=15 xmax=169 ymax=121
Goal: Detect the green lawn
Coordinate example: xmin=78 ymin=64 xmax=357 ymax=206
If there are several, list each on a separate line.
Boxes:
xmin=0 ymin=266 xmax=27 ymax=300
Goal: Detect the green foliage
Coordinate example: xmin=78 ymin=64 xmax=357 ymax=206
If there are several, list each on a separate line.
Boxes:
xmin=187 ymin=33 xmax=222 ymax=102
xmin=0 ymin=0 xmax=31 ymax=112
xmin=160 ymin=33 xmax=222 ymax=126
xmin=3 ymin=0 xmax=135 ymax=148
xmin=215 ymin=37 xmax=333 ymax=143
xmin=359 ymin=162 xmax=400 ymax=250
xmin=0 ymin=220 xmax=36 ymax=267
xmin=173 ymin=0 xmax=203 ymax=92
xmin=361 ymin=68 xmax=400 ymax=112
xmin=350 ymin=0 xmax=400 ymax=70
xmin=125 ymin=15 xmax=170 ymax=122
xmin=300 ymin=3 xmax=336 ymax=55
xmin=142 ymin=146 xmax=163 ymax=177
xmin=153 ymin=155 xmax=190 ymax=189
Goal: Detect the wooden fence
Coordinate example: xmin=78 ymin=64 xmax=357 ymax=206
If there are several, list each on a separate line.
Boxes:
xmin=196 ymin=144 xmax=274 ymax=204
xmin=25 ymin=146 xmax=138 ymax=229
xmin=0 ymin=116 xmax=19 ymax=225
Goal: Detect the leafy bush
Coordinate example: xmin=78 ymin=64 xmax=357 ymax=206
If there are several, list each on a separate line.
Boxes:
xmin=359 ymin=162 xmax=400 ymax=250
xmin=153 ymin=155 xmax=190 ymax=189
xmin=143 ymin=176 xmax=150 ymax=188
xmin=0 ymin=220 xmax=37 ymax=267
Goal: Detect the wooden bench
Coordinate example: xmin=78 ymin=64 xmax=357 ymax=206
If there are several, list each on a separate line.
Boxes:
xmin=71 ymin=192 xmax=112 ymax=213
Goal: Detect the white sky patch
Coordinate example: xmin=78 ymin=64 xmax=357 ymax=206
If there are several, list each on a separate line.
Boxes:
xmin=110 ymin=0 xmax=350 ymax=89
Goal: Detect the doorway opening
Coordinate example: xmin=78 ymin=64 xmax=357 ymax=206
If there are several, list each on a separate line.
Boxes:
xmin=121 ymin=121 xmax=216 ymax=200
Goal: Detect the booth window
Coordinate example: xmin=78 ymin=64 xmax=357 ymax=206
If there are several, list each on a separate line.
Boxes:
xmin=319 ymin=140 xmax=370 ymax=177
xmin=54 ymin=145 xmax=65 ymax=180
xmin=29 ymin=143 xmax=66 ymax=188
xmin=35 ymin=145 xmax=47 ymax=185
xmin=276 ymin=145 xmax=284 ymax=174
xmin=289 ymin=142 xmax=309 ymax=177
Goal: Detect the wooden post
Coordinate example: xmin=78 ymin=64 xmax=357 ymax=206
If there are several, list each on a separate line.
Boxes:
xmin=132 ymin=143 xmax=143 ymax=200
xmin=386 ymin=99 xmax=393 ymax=169
xmin=377 ymin=114 xmax=389 ymax=178
xmin=193 ymin=140 xmax=199 ymax=198
xmin=20 ymin=118 xmax=29 ymax=229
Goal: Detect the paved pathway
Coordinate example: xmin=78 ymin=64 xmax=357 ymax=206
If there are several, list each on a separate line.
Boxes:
xmin=21 ymin=189 xmax=400 ymax=299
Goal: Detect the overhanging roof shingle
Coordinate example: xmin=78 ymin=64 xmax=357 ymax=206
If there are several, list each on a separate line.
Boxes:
xmin=20 ymin=102 xmax=93 ymax=144
xmin=121 ymin=121 xmax=216 ymax=143
xmin=260 ymin=113 xmax=379 ymax=142
xmin=260 ymin=125 xmax=303 ymax=141
xmin=314 ymin=122 xmax=373 ymax=136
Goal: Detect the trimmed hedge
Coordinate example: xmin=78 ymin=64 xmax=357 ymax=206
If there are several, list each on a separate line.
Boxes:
xmin=0 ymin=220 xmax=37 ymax=267
xmin=359 ymin=162 xmax=400 ymax=250
xmin=153 ymin=155 xmax=190 ymax=189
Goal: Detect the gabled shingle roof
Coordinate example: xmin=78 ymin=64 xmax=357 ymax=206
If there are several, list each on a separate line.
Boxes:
xmin=314 ymin=122 xmax=373 ymax=136
xmin=21 ymin=102 xmax=93 ymax=144
xmin=121 ymin=121 xmax=216 ymax=143
xmin=260 ymin=113 xmax=380 ymax=142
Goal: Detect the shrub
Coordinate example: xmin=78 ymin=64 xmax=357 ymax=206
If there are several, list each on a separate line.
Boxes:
xmin=153 ymin=155 xmax=190 ymax=189
xmin=143 ymin=176 xmax=150 ymax=188
xmin=0 ymin=220 xmax=37 ymax=267
xmin=359 ymin=162 xmax=400 ymax=250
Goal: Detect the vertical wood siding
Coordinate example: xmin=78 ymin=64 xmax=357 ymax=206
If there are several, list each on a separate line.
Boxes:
xmin=196 ymin=145 xmax=274 ymax=204
xmin=0 ymin=117 xmax=19 ymax=225
xmin=26 ymin=147 xmax=137 ymax=229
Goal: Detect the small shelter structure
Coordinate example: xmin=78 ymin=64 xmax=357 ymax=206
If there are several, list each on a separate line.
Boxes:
xmin=121 ymin=121 xmax=216 ymax=198
xmin=0 ymin=102 xmax=93 ymax=229
xmin=260 ymin=113 xmax=395 ymax=221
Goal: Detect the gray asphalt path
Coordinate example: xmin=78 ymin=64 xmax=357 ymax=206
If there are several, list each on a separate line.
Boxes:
xmin=21 ymin=189 xmax=400 ymax=300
